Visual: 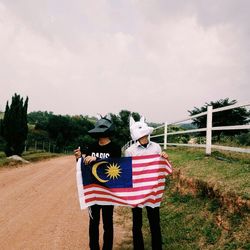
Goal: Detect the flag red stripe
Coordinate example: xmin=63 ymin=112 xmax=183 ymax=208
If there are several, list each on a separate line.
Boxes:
xmin=133 ymin=167 xmax=169 ymax=175
xmin=84 ymin=189 xmax=164 ymax=201
xmin=83 ymin=182 xmax=165 ymax=193
xmin=84 ymin=196 xmax=163 ymax=206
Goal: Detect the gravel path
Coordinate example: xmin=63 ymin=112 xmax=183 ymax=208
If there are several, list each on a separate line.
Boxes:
xmin=0 ymin=156 xmax=129 ymax=250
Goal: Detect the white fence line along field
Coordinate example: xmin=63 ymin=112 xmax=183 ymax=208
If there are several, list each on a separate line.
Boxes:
xmin=123 ymin=101 xmax=250 ymax=155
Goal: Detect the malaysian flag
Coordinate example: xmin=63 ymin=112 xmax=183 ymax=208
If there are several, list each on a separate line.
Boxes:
xmin=76 ymin=154 xmax=172 ymax=209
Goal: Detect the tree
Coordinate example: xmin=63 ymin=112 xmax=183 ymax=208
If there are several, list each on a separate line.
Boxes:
xmin=46 ymin=114 xmax=94 ymax=152
xmin=27 ymin=111 xmax=54 ymax=130
xmin=0 ymin=118 xmax=3 ymax=136
xmin=2 ymin=93 xmax=29 ymax=156
xmin=110 ymin=110 xmax=140 ymax=147
xmin=188 ymin=98 xmax=250 ymax=141
xmin=0 ymin=119 xmax=4 ymax=151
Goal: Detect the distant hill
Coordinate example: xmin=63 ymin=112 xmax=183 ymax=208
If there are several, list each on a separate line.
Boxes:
xmin=179 ymin=123 xmax=197 ymax=130
xmin=148 ymin=122 xmax=162 ymax=128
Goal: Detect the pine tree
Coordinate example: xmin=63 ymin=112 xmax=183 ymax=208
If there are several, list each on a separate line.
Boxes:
xmin=2 ymin=93 xmax=29 ymax=156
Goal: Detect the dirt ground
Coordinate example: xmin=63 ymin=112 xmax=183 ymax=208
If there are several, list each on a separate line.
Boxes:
xmin=0 ymin=156 xmax=131 ymax=250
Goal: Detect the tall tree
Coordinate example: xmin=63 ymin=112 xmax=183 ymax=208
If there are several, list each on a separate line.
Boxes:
xmin=46 ymin=114 xmax=94 ymax=152
xmin=2 ymin=93 xmax=29 ymax=156
xmin=188 ymin=98 xmax=250 ymax=141
xmin=110 ymin=110 xmax=140 ymax=147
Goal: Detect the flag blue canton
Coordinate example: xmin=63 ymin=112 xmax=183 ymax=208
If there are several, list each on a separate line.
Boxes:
xmin=81 ymin=157 xmax=133 ymax=188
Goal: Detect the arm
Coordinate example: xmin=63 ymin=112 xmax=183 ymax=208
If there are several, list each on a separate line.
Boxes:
xmin=74 ymin=147 xmax=82 ymax=161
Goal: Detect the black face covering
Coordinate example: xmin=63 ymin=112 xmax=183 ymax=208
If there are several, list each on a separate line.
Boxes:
xmin=140 ymin=142 xmax=148 ymax=148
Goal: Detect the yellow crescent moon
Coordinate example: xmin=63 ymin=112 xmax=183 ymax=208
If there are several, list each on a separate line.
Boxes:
xmin=92 ymin=161 xmax=109 ymax=183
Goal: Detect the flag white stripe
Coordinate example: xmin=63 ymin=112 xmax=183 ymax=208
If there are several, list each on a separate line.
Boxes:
xmin=83 ymin=200 xmax=162 ymax=208
xmin=137 ymin=202 xmax=161 ymax=208
xmin=133 ymin=165 xmax=169 ymax=172
xmin=133 ymin=172 xmax=166 ymax=179
xmin=76 ymin=158 xmax=88 ymax=209
xmin=133 ymin=178 xmax=166 ymax=187
xmin=132 ymin=156 xmax=162 ymax=164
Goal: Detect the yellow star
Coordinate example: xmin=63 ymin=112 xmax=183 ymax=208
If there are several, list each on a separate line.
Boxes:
xmin=105 ymin=163 xmax=122 ymax=179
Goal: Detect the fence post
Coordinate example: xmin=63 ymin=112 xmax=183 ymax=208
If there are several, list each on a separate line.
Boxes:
xmin=164 ymin=122 xmax=168 ymax=150
xmin=206 ymin=106 xmax=213 ymax=155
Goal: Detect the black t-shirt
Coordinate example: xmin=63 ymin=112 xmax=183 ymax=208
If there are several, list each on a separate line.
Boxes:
xmin=86 ymin=141 xmax=121 ymax=159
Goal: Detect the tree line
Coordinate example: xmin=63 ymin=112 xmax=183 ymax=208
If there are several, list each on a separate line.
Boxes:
xmin=0 ymin=93 xmax=142 ymax=155
xmin=26 ymin=110 xmax=141 ymax=154
xmin=0 ymin=94 xmax=249 ymax=157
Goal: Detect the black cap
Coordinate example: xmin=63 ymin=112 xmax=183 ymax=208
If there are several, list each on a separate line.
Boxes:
xmin=88 ymin=117 xmax=114 ymax=137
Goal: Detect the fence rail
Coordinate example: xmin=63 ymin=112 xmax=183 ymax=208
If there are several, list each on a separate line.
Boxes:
xmin=123 ymin=101 xmax=250 ymax=155
xmin=25 ymin=140 xmax=56 ymax=153
xmin=25 ymin=140 xmax=74 ymax=154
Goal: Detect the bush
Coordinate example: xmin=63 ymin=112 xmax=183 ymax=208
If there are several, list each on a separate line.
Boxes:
xmin=236 ymin=132 xmax=250 ymax=146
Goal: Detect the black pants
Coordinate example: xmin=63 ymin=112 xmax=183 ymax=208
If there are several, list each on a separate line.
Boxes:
xmin=132 ymin=207 xmax=162 ymax=250
xmin=89 ymin=205 xmax=114 ymax=250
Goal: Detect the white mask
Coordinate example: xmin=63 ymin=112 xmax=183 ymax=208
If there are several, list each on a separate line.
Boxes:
xmin=129 ymin=116 xmax=154 ymax=141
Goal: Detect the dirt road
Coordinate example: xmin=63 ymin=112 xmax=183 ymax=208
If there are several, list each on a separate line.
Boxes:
xmin=0 ymin=156 xmax=130 ymax=250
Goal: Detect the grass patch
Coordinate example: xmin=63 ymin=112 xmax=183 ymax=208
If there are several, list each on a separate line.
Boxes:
xmin=141 ymin=179 xmax=249 ymax=250
xmin=135 ymin=147 xmax=250 ymax=249
xmin=0 ymin=150 xmax=61 ymax=167
xmin=166 ymin=147 xmax=250 ymax=199
xmin=22 ymin=151 xmax=61 ymax=162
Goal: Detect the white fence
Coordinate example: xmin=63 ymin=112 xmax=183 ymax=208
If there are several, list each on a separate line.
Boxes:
xmin=123 ymin=101 xmax=250 ymax=155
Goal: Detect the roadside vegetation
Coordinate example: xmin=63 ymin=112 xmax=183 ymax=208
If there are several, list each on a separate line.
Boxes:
xmin=144 ymin=179 xmax=249 ymax=250
xmin=0 ymin=150 xmax=61 ymax=167
xmin=168 ymin=147 xmax=250 ymax=199
xmin=117 ymin=147 xmax=250 ymax=250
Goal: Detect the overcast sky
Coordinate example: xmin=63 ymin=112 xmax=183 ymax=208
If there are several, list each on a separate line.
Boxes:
xmin=0 ymin=0 xmax=249 ymax=123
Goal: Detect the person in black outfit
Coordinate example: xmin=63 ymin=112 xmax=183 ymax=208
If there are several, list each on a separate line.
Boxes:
xmin=74 ymin=115 xmax=121 ymax=250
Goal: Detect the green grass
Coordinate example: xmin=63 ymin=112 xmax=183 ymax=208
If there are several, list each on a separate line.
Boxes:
xmin=22 ymin=151 xmax=61 ymax=162
xmin=142 ymin=179 xmax=249 ymax=250
xmin=118 ymin=147 xmax=250 ymax=249
xmin=166 ymin=147 xmax=250 ymax=199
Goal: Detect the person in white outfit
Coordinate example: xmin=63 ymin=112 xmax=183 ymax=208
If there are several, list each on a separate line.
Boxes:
xmin=125 ymin=116 xmax=169 ymax=250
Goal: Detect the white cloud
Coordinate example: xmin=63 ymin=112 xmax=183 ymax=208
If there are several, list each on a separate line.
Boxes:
xmin=0 ymin=0 xmax=249 ymax=123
